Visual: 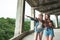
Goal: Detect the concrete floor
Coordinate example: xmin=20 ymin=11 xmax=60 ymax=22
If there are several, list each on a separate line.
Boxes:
xmin=22 ymin=29 xmax=60 ymax=40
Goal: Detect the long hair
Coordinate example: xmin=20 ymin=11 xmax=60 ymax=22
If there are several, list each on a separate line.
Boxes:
xmin=45 ymin=13 xmax=50 ymax=20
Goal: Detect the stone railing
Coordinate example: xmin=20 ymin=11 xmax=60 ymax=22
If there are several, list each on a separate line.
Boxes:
xmin=10 ymin=30 xmax=34 ymax=40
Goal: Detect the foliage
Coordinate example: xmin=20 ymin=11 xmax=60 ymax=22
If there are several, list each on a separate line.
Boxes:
xmin=0 ymin=18 xmax=30 ymax=40
xmin=23 ymin=21 xmax=30 ymax=32
xmin=58 ymin=23 xmax=60 ymax=28
xmin=0 ymin=17 xmax=15 ymax=40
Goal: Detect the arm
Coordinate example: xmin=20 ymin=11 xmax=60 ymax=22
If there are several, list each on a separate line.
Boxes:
xmin=25 ymin=15 xmax=32 ymax=18
xmin=25 ymin=15 xmax=38 ymax=22
xmin=51 ymin=21 xmax=55 ymax=28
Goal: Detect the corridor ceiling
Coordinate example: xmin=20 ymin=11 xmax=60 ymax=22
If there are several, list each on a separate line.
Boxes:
xmin=26 ymin=0 xmax=60 ymax=15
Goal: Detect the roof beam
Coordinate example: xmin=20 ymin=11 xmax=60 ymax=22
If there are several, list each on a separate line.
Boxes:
xmin=39 ymin=0 xmax=58 ymax=6
xmin=26 ymin=0 xmax=39 ymax=7
xmin=49 ymin=12 xmax=60 ymax=15
xmin=38 ymin=5 xmax=60 ymax=12
xmin=46 ymin=9 xmax=60 ymax=14
xmin=26 ymin=0 xmax=59 ymax=7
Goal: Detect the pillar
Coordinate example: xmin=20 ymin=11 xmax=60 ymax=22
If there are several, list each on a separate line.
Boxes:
xmin=55 ymin=15 xmax=58 ymax=28
xmin=30 ymin=7 xmax=35 ymax=30
xmin=14 ymin=0 xmax=25 ymax=36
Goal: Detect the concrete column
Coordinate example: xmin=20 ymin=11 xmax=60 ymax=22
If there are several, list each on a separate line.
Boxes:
xmin=14 ymin=0 xmax=25 ymax=36
xmin=55 ymin=15 xmax=58 ymax=28
xmin=30 ymin=7 xmax=35 ymax=30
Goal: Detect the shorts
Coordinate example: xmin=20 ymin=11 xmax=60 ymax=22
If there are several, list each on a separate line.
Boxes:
xmin=34 ymin=28 xmax=44 ymax=33
xmin=44 ymin=28 xmax=54 ymax=37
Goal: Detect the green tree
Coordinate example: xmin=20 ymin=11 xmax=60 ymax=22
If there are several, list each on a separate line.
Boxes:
xmin=23 ymin=21 xmax=30 ymax=32
xmin=0 ymin=18 xmax=30 ymax=40
xmin=0 ymin=17 xmax=15 ymax=40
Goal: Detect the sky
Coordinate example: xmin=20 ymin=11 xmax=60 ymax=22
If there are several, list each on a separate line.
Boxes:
xmin=0 ymin=0 xmax=60 ymax=23
xmin=0 ymin=0 xmax=43 ymax=18
xmin=0 ymin=0 xmax=17 ymax=18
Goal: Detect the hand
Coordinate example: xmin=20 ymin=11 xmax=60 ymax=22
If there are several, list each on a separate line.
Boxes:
xmin=25 ymin=15 xmax=30 ymax=17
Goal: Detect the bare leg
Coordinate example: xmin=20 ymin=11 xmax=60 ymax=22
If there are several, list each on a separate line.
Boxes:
xmin=34 ymin=32 xmax=39 ymax=40
xmin=46 ymin=36 xmax=49 ymax=40
xmin=49 ymin=36 xmax=53 ymax=40
xmin=39 ymin=32 xmax=43 ymax=40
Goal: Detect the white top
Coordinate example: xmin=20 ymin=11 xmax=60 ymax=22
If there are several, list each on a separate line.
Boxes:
xmin=37 ymin=21 xmax=42 ymax=29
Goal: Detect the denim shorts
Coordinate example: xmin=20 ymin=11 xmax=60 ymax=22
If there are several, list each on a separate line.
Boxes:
xmin=34 ymin=28 xmax=44 ymax=33
xmin=44 ymin=28 xmax=54 ymax=37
